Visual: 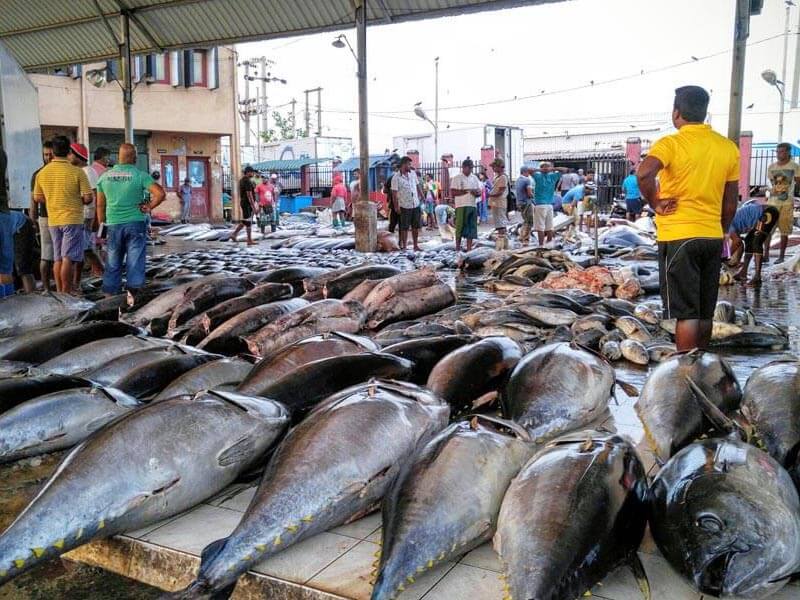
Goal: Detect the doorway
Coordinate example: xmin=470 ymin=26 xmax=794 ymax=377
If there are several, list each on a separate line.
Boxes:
xmin=187 ymin=157 xmax=210 ymax=219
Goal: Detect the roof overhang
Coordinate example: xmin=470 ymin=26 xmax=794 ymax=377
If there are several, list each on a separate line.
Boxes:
xmin=0 ymin=0 xmax=568 ymax=70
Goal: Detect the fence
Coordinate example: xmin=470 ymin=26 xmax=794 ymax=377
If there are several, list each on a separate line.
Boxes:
xmin=751 ymin=148 xmax=777 ymax=191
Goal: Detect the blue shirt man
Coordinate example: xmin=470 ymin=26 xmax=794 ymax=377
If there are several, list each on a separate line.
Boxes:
xmin=729 ymin=202 xmax=764 ymax=235
xmin=515 ymin=167 xmax=533 ymax=206
xmin=532 ymin=167 xmax=561 ymax=205
xmin=563 ymin=184 xmax=586 ymax=205
xmin=622 ymin=173 xmax=641 ymax=200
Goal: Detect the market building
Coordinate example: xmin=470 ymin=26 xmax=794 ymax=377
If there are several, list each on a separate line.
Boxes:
xmin=28 ymin=47 xmax=235 ymax=222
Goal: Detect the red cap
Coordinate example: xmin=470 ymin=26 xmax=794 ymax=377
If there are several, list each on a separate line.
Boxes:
xmin=69 ymin=142 xmax=89 ymax=162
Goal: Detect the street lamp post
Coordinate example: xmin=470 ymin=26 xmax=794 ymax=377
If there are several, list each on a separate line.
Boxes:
xmin=413 ymin=104 xmax=437 ymax=163
xmin=762 ymin=69 xmax=786 ymax=141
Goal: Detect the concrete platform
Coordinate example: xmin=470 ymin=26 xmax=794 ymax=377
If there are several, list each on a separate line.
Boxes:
xmin=65 ymin=385 xmax=800 ymax=599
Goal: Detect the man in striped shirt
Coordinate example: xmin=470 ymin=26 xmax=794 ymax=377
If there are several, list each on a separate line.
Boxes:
xmin=33 ymin=136 xmax=93 ymax=295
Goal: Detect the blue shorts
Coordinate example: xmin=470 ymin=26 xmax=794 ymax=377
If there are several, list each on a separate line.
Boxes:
xmin=49 ymin=224 xmax=85 ymax=263
xmin=626 ymin=198 xmax=643 ymax=214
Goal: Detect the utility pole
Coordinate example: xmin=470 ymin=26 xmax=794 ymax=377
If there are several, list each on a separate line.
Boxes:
xmin=259 ymin=56 xmax=266 ymax=159
xmin=434 ymin=57 xmax=439 ymax=166
xmin=727 ymin=0 xmax=750 ymax=143
xmin=119 ymin=11 xmax=134 ymax=143
xmin=243 ymin=61 xmax=251 ymax=148
xmin=353 ymin=0 xmax=376 ymax=253
xmin=317 ymin=87 xmax=322 ymax=136
xmin=304 ymin=89 xmax=311 ymax=136
xmin=791 ymin=3 xmax=800 ymax=108
xmin=290 ymin=98 xmax=297 ymax=136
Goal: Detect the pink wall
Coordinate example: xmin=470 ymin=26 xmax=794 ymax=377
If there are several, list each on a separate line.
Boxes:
xmin=625 ymin=138 xmax=642 ymax=169
xmin=738 ymin=131 xmax=753 ymax=200
xmin=406 ymin=150 xmax=420 ymax=168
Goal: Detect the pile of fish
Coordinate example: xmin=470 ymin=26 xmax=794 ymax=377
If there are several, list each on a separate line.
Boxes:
xmin=0 ymin=238 xmax=798 ymax=600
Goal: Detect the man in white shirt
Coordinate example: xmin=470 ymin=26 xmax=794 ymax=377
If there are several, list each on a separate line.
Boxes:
xmin=391 ymin=156 xmax=423 ymax=251
xmin=450 ymin=158 xmax=482 ymax=252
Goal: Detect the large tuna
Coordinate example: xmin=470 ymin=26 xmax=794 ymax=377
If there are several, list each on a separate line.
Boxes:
xmin=196 ymin=298 xmax=309 ymax=354
xmin=167 ymin=277 xmax=255 ymax=336
xmin=504 ymin=342 xmax=615 ymax=442
xmin=153 ymin=358 xmax=254 ymax=401
xmin=0 ymin=386 xmax=140 ymax=463
xmin=321 ymin=264 xmax=402 ymax=299
xmin=237 ymin=332 xmax=379 ymax=396
xmin=243 ymin=299 xmax=367 ymax=357
xmin=495 ymin=432 xmax=649 ymax=600
xmin=373 ymin=416 xmax=534 ymax=600
xmin=426 ymin=337 xmax=522 ymax=414
xmin=113 ymin=353 xmax=221 ymax=398
xmin=0 ymin=375 xmax=92 ymax=413
xmin=37 ymin=336 xmax=172 ymax=376
xmin=0 ymin=391 xmax=289 ymax=584
xmin=197 ymin=283 xmax=293 ymax=335
xmin=171 ymin=380 xmax=449 ymax=600
xmin=0 ymin=292 xmax=94 ymax=337
xmin=383 ymin=334 xmax=476 ymax=384
xmin=650 ymin=438 xmax=800 ymax=597
xmin=741 ymin=358 xmax=800 ymax=468
xmin=635 ymin=350 xmax=741 ymax=463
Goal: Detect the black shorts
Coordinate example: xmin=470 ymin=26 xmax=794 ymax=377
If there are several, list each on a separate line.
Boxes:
xmin=240 ymin=202 xmax=253 ymax=222
xmin=658 ymin=238 xmax=722 ymax=320
xmin=14 ymin=218 xmax=35 ymax=275
xmin=399 ymin=206 xmax=421 ymax=231
xmin=744 ymin=206 xmax=780 ymax=255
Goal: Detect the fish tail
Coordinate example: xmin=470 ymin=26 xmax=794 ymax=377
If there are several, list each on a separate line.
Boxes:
xmin=160 ymin=579 xmax=233 ymax=600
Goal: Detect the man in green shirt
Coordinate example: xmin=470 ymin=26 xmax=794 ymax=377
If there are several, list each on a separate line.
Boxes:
xmin=96 ymin=143 xmax=165 ymax=296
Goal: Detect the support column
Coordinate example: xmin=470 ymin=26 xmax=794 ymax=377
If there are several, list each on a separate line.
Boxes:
xmin=738 ymin=131 xmax=753 ymax=201
xmin=230 ymin=49 xmax=243 ymax=221
xmin=354 ymin=0 xmax=377 ymax=252
xmin=727 ymin=0 xmax=750 ymax=143
xmin=120 ymin=11 xmax=134 ymax=143
xmin=625 ymin=137 xmax=642 ymax=169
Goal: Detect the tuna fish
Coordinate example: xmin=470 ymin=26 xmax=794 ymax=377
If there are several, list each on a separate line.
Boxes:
xmin=37 ymin=336 xmax=171 ymax=376
xmin=0 ymin=292 xmax=95 ymax=337
xmin=244 ymin=299 xmax=367 ymax=357
xmin=0 ymin=375 xmax=92 ymax=413
xmin=171 ymin=380 xmax=449 ymax=600
xmin=650 ymin=438 xmax=800 ymax=598
xmin=495 ymin=432 xmax=649 ymax=600
xmin=373 ymin=416 xmax=533 ymax=600
xmin=196 ymin=298 xmax=309 ymax=355
xmin=153 ymin=358 xmax=254 ymax=401
xmin=167 ymin=277 xmax=255 ymax=336
xmin=426 ymin=337 xmax=523 ymax=415
xmin=238 ymin=332 xmax=379 ymax=395
xmin=198 ymin=283 xmax=293 ymax=335
xmin=741 ymin=359 xmax=800 ymax=469
xmin=0 ymin=391 xmax=290 ymax=584
xmin=0 ymin=387 xmax=140 ymax=462
xmin=0 ymin=321 xmax=141 ymax=364
xmin=113 ymin=354 xmax=221 ymax=398
xmin=383 ymin=335 xmax=477 ymax=384
xmin=620 ymin=338 xmax=649 ymax=365
xmin=245 ymin=353 xmax=415 ymax=420
xmin=504 ymin=342 xmax=615 ymax=442
xmin=635 ymin=350 xmax=741 ymax=463
xmin=322 ymin=264 xmax=402 ymax=299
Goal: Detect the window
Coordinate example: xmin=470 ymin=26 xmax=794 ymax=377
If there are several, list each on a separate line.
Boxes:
xmin=191 ymin=50 xmax=207 ymax=87
xmin=154 ymin=53 xmax=170 ymax=83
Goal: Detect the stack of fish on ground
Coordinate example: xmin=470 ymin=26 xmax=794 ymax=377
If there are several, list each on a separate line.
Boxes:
xmin=0 ymin=255 xmax=798 ymax=600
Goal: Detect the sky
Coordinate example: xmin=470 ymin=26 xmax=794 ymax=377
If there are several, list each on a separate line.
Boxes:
xmin=236 ymin=0 xmax=791 ymax=152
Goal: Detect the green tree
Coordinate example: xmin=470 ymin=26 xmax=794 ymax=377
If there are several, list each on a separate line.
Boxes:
xmin=261 ymin=110 xmax=309 ymax=142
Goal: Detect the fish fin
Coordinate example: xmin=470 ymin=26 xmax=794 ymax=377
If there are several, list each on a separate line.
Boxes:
xmin=217 ymin=436 xmax=256 ymax=467
xmin=615 ymin=379 xmax=639 ymax=397
xmin=685 ymin=376 xmax=742 ymax=439
xmin=84 ymin=413 xmax=118 ymax=433
xmin=629 ymin=553 xmax=651 ymax=600
xmin=471 ymin=391 xmax=499 ymax=411
xmin=464 ymin=414 xmax=533 ymax=442
xmin=42 ymin=431 xmax=68 ymax=443
xmin=200 ymin=537 xmax=228 ymax=567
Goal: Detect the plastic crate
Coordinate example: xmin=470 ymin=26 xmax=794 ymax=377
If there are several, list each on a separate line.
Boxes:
xmin=279 ymin=195 xmax=313 ymax=214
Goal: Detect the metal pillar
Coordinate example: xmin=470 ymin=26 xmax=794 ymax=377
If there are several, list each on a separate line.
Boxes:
xmin=792 ymin=6 xmax=800 ymax=108
xmin=243 ymin=62 xmax=251 ymax=148
xmin=231 ymin=49 xmax=243 ymax=222
xmin=353 ymin=0 xmax=377 ymax=253
xmin=304 ymin=90 xmax=311 ymax=136
xmin=434 ymin=57 xmax=439 ymax=164
xmin=120 ymin=11 xmax=134 ymax=143
xmin=317 ymin=88 xmax=322 ymax=136
xmin=727 ymin=0 xmax=750 ymax=143
xmin=259 ymin=56 xmax=266 ymax=159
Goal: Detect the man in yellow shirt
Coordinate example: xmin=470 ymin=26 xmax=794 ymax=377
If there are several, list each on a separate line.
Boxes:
xmin=637 ymin=86 xmax=739 ymax=351
xmin=33 ymin=136 xmax=93 ymax=294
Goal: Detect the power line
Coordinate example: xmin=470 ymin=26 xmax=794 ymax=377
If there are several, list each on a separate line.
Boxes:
xmin=321 ymin=32 xmax=785 ymax=116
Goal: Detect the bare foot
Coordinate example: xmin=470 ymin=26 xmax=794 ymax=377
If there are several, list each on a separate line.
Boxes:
xmin=747 ymin=277 xmax=762 ymax=287
xmin=413 ymin=246 xmax=421 ymax=252
xmin=732 ymin=270 xmax=746 ymax=282
xmin=247 ymin=241 xmax=258 ymax=246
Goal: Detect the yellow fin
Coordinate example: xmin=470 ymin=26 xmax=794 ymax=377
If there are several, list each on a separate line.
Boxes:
xmin=255 ymin=544 xmax=266 ymax=552
xmin=53 ymin=539 xmax=65 ymax=550
xmin=286 ymin=524 xmax=298 ymax=533
xmin=97 ymin=519 xmax=105 ymax=530
xmin=13 ymin=559 xmax=24 ymax=569
xmin=427 ymin=559 xmax=434 ymax=568
xmin=273 ymin=535 xmax=282 ymax=547
xmin=31 ymin=548 xmax=44 ymax=558
xmin=301 ymin=515 xmax=314 ymax=522
xmin=406 ymin=575 xmax=415 ymax=584
xmin=75 ymin=528 xmax=83 ymax=540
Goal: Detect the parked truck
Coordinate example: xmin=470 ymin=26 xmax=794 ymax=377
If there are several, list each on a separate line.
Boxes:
xmin=0 ymin=40 xmax=43 ymax=211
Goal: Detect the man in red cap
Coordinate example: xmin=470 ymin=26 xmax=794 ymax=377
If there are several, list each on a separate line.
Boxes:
xmin=68 ymin=142 xmax=103 ymax=287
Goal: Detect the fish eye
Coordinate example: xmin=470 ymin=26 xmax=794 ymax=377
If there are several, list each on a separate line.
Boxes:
xmin=696 ymin=514 xmax=724 ymax=532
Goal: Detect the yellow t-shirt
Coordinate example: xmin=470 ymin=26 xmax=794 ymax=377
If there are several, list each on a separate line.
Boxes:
xmin=33 ymin=158 xmax=91 ymax=226
xmin=648 ymin=124 xmax=739 ymax=242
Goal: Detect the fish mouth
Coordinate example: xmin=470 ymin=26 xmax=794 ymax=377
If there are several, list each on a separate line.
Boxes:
xmin=697 ymin=551 xmax=734 ymax=595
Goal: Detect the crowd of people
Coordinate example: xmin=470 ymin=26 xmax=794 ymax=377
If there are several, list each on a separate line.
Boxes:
xmin=0 ymin=136 xmax=165 ymax=298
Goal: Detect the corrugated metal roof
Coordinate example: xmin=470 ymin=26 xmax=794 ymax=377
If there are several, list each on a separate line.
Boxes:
xmin=250 ymin=158 xmax=328 ymax=171
xmin=335 ymin=155 xmax=392 ymax=171
xmin=0 ymin=0 xmax=567 ymax=69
